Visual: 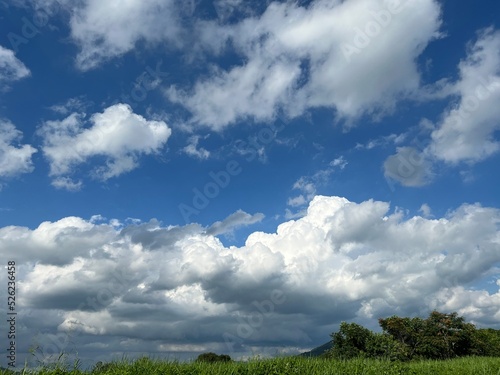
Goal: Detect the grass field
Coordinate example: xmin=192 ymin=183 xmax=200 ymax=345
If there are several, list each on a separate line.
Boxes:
xmin=3 ymin=356 xmax=500 ymax=375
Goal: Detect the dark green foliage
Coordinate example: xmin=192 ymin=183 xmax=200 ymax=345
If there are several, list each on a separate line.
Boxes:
xmin=328 ymin=310 xmax=500 ymax=362
xmin=328 ymin=322 xmax=373 ymax=359
xmin=379 ymin=311 xmax=478 ymax=360
xmin=195 ymin=352 xmax=232 ymax=363
xmin=365 ymin=333 xmax=409 ymax=361
xmin=378 ymin=316 xmax=425 ymax=358
xmin=472 ymin=328 xmax=500 ymax=357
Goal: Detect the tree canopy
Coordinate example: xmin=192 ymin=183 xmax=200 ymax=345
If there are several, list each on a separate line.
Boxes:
xmin=327 ymin=311 xmax=500 ymax=361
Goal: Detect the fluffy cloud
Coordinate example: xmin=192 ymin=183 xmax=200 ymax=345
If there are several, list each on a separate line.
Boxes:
xmin=2 ymin=195 xmax=499 ymax=365
xmin=0 ymin=119 xmax=37 ymax=179
xmin=39 ymin=104 xmax=171 ymax=189
xmin=0 ymin=216 xmax=118 ymax=266
xmin=167 ymin=56 xmax=302 ymax=130
xmin=64 ymin=0 xmax=181 ymax=70
xmin=0 ymin=45 xmax=30 ymax=87
xmin=428 ymin=28 xmax=500 ymax=164
xmin=167 ymin=0 xmax=443 ymax=130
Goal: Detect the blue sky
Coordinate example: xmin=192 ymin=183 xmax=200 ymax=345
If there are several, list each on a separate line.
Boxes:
xmin=1 ymin=0 xmax=500 ymax=369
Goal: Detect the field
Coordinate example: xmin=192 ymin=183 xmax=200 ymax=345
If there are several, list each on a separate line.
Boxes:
xmin=3 ymin=356 xmax=500 ymax=375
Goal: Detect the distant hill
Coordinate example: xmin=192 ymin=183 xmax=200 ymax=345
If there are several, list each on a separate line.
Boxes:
xmin=299 ymin=341 xmax=333 ymax=357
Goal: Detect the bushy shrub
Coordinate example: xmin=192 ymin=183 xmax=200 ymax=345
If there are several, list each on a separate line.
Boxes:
xmin=195 ymin=352 xmax=232 ymax=363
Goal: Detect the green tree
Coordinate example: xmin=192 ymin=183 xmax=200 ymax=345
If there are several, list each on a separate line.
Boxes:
xmin=472 ymin=328 xmax=500 ymax=357
xmin=378 ymin=315 xmax=425 ymax=359
xmin=328 ymin=311 xmax=498 ymax=361
xmin=328 ymin=322 xmax=373 ymax=359
xmin=365 ymin=332 xmax=409 ymax=361
xmin=420 ymin=311 xmax=476 ymax=359
xmin=379 ymin=311 xmax=477 ymax=360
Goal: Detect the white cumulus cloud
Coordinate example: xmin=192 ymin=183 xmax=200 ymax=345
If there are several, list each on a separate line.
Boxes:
xmin=2 ymin=195 xmax=499 ymax=364
xmin=39 ymin=104 xmax=171 ymax=188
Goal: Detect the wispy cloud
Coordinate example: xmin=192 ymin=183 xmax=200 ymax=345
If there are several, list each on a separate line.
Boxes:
xmin=0 ymin=119 xmax=37 ymax=179
xmin=206 ymin=209 xmax=264 ymax=236
xmin=0 ymin=45 xmax=30 ymax=89
xmin=182 ymin=135 xmax=210 ymax=160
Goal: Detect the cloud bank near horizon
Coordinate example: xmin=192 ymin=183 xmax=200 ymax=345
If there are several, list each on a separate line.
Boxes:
xmin=1 ymin=196 xmax=499 ymax=362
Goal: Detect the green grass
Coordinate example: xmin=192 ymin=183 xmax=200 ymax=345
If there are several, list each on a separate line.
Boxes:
xmin=2 ymin=356 xmax=500 ymax=375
